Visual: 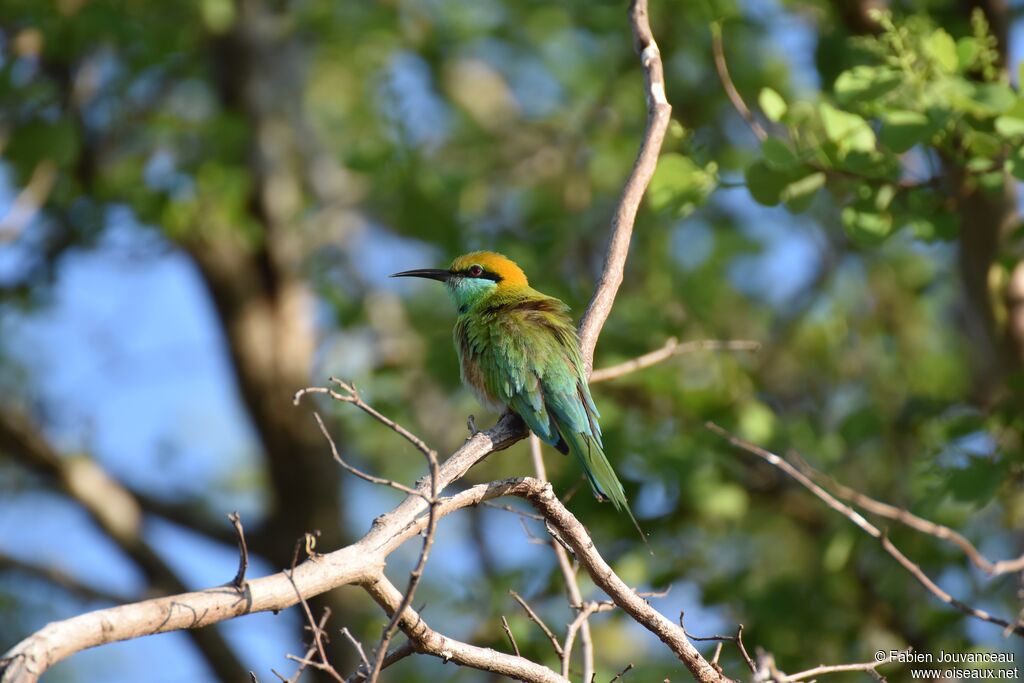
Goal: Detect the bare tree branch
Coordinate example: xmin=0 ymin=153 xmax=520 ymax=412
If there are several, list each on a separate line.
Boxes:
xmin=0 ymin=553 xmax=130 ymax=606
xmin=0 ymin=473 xmax=729 ymax=683
xmin=776 ymin=648 xmax=908 ymax=683
xmin=707 ymin=422 xmax=1024 ymax=637
xmin=0 ymin=161 xmax=57 ymax=243
xmin=229 ymin=512 xmax=250 ymax=589
xmin=590 ymin=338 xmax=761 ymax=383
xmin=710 ymin=22 xmax=767 ymax=141
xmin=281 ymin=609 xmax=334 ymax=683
xmin=0 ymin=419 xmax=521 ymax=683
xmin=680 ymin=617 xmax=756 ymax=674
xmin=511 ymin=590 xmax=565 ymax=658
xmin=501 ymin=616 xmax=521 ymax=657
xmin=363 ymin=574 xmax=570 ymax=683
xmin=562 ymin=602 xmax=601 ymax=679
xmin=578 ymin=0 xmax=673 ymax=370
xmin=531 ymin=434 xmax=596 ymax=681
xmin=0 ymin=406 xmax=252 ymax=683
xmin=788 ymin=451 xmax=1024 ymax=576
xmin=610 ymin=663 xmax=635 ymax=682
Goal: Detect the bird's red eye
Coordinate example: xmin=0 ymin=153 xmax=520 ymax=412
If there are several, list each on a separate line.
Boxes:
xmin=468 ymin=265 xmax=484 ymax=277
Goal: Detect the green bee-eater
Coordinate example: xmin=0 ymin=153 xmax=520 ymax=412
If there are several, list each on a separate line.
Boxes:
xmin=393 ymin=251 xmax=641 ymax=533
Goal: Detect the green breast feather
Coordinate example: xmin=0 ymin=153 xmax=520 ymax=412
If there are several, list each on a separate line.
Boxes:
xmin=454 ymin=289 xmax=638 ymax=530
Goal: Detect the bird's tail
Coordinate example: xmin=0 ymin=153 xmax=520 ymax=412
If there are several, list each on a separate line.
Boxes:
xmin=561 ymin=429 xmax=646 ymax=543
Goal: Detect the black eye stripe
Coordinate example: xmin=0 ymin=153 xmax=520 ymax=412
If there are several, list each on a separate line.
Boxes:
xmin=453 ymin=266 xmax=502 ymax=282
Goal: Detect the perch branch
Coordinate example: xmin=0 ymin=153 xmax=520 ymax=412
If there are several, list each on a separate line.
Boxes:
xmin=531 ymin=434 xmax=596 ymax=681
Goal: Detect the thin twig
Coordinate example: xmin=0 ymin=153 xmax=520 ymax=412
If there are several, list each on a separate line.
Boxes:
xmin=788 ymin=451 xmax=1024 ymax=576
xmin=563 ymin=602 xmax=601 ymax=678
xmin=510 ymin=590 xmax=564 ymax=657
xmin=481 ymin=500 xmax=546 ymax=522
xmin=778 ymin=648 xmax=909 ymax=682
xmin=609 ymin=663 xmax=634 ymax=683
xmin=707 ymin=423 xmax=1024 ymax=637
xmin=345 ymin=641 xmax=415 ymax=683
xmin=734 ymin=625 xmax=755 ymax=674
xmin=284 ymin=609 xmax=334 ymax=683
xmin=590 ymin=338 xmax=761 ymax=383
xmin=501 ymin=616 xmax=521 ymax=657
xmin=680 ymin=612 xmax=756 ymax=674
xmin=339 ymin=628 xmax=370 ymax=672
xmin=228 ymin=511 xmax=249 ymax=589
xmin=364 ymin=575 xmax=570 ymax=683
xmin=710 ymin=22 xmax=767 ymax=141
xmin=578 ymin=0 xmax=673 ymax=371
xmin=287 ymin=577 xmax=343 ymax=683
xmin=356 ymin=390 xmax=441 ymax=683
xmin=307 ymin=410 xmax=425 ymax=500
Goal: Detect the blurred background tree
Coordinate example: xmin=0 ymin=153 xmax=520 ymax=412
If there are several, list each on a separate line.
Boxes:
xmin=0 ymin=0 xmax=1022 ymax=681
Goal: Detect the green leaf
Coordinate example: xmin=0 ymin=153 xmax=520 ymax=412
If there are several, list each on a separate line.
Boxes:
xmin=648 ymin=153 xmax=717 ymax=216
xmin=962 ymin=130 xmax=1002 ymax=157
xmin=909 ymin=213 xmax=958 ymax=241
xmin=924 ymin=29 xmax=958 ymax=73
xmin=745 ymin=159 xmax=787 ymax=206
xmin=947 ymin=458 xmax=1005 ymax=505
xmin=781 ymin=172 xmax=825 ymax=213
xmin=842 ymin=207 xmax=892 ymax=244
xmin=956 ymin=37 xmax=979 ymax=71
xmin=834 ymin=66 xmax=902 ymax=106
xmin=995 ymin=115 xmax=1024 ymax=137
xmin=819 ymin=103 xmax=876 ymax=154
xmin=758 ymin=88 xmax=787 ymax=122
xmin=958 ymin=82 xmax=1017 ymax=115
xmin=873 ymin=184 xmax=895 ymax=212
xmin=880 ymin=110 xmax=932 ymax=153
xmin=762 ymin=137 xmax=797 ymax=168
xmin=823 ymin=532 xmax=855 ymax=572
xmin=6 ymin=119 xmax=79 ymax=171
xmin=994 ymin=100 xmax=1024 ymax=137
xmin=1011 ymin=145 xmax=1024 ymax=181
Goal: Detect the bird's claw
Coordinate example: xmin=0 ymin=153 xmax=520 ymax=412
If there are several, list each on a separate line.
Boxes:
xmin=466 ymin=414 xmax=478 ymax=436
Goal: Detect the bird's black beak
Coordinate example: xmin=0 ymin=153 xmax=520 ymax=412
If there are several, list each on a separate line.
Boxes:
xmin=390 ymin=268 xmax=453 ymax=282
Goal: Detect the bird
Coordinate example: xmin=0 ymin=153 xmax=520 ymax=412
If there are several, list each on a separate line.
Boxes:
xmin=392 ymin=250 xmax=642 ymax=536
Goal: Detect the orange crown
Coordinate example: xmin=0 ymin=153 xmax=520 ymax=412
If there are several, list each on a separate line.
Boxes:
xmin=450 ymin=251 xmax=529 ymax=288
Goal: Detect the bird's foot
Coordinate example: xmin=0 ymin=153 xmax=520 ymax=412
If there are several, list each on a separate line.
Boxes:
xmin=466 ymin=414 xmax=478 ymax=436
